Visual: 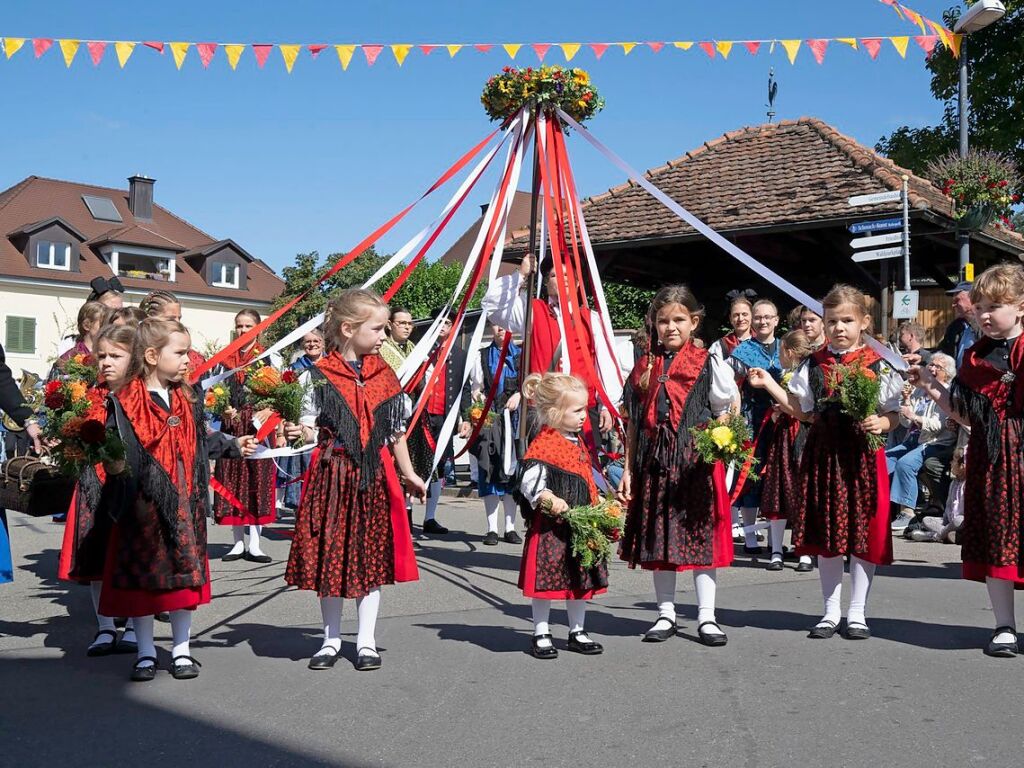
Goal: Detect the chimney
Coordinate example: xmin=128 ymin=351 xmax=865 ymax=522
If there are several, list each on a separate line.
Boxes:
xmin=128 ymin=175 xmax=155 ymax=221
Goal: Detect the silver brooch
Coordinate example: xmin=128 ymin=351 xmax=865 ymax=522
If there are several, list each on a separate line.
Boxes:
xmin=658 ymin=374 xmax=670 ymax=383
xmin=1001 ymin=372 xmax=1016 ymax=384
xmin=167 ymin=415 xmax=181 ymax=427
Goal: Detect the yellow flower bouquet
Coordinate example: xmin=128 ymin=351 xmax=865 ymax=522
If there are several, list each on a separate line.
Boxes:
xmin=689 ymin=412 xmax=756 ymax=471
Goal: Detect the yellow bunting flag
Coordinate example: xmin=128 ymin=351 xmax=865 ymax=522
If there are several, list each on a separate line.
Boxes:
xmin=780 ymin=39 xmax=800 ymax=64
xmin=715 ymin=41 xmax=733 ymax=59
xmin=169 ymin=42 xmax=189 ymax=69
xmin=620 ymin=42 xmax=636 ymax=55
xmin=503 ymin=43 xmax=521 ymax=59
xmin=58 ymin=39 xmax=79 ymax=67
xmin=279 ymin=44 xmax=300 ymax=73
xmin=904 ymin=8 xmax=927 ymax=35
xmin=114 ymin=41 xmax=135 ymax=68
xmin=889 ymin=36 xmax=909 ymax=58
xmin=3 ymin=38 xmax=26 ymax=59
xmin=335 ymin=44 xmax=355 ymax=70
xmin=559 ymin=43 xmax=580 ymax=61
xmin=391 ymin=44 xmax=412 ymax=66
xmin=223 ymin=44 xmax=244 ymax=69
xmin=836 ymin=37 xmax=858 ymax=50
xmin=673 ymin=41 xmax=694 ymax=50
xmin=446 ymin=44 xmax=462 ymax=58
xmin=948 ymin=33 xmax=962 ymax=58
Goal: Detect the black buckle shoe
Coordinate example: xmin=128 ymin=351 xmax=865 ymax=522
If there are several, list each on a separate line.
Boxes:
xmin=308 ymin=647 xmax=341 ymax=670
xmin=766 ymin=555 xmax=784 ymax=571
xmin=697 ymin=621 xmax=728 ymax=647
xmin=642 ymin=618 xmax=677 ymax=643
xmin=244 ymin=551 xmax=273 ymax=564
xmin=222 ymin=550 xmax=245 ymax=562
xmin=482 ymin=531 xmax=499 ymax=546
xmin=844 ymin=623 xmax=871 ymax=640
xmin=795 ymin=559 xmax=814 ymax=573
xmin=354 ymin=648 xmax=382 ymax=671
xmin=171 ymin=655 xmax=202 ymax=680
xmin=567 ymin=630 xmax=603 ymax=655
xmin=530 ymin=633 xmax=558 ymax=659
xmin=984 ymin=626 xmax=1018 ymax=658
xmin=86 ymin=629 xmax=118 ymax=657
xmin=130 ymin=656 xmax=159 ymax=682
xmin=422 ymin=519 xmax=449 ymax=535
xmin=504 ymin=530 xmax=523 ymax=545
xmin=807 ymin=619 xmax=839 ymax=639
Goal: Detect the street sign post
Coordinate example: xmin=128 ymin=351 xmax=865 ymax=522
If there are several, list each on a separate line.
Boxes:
xmin=852 ymin=246 xmax=903 ymax=263
xmin=848 ymin=218 xmax=903 ymax=234
xmin=847 ymin=190 xmax=902 ymax=207
xmin=893 ymin=289 xmax=919 ymax=320
xmin=850 ymin=232 xmax=903 ymax=249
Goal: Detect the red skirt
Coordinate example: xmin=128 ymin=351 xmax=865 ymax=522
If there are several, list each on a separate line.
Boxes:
xmin=57 ymin=482 xmax=112 ymax=584
xmin=99 ymin=524 xmax=211 ymax=616
xmin=760 ymin=417 xmax=801 ymax=522
xmin=213 ymin=456 xmax=276 ymax=526
xmin=793 ymin=412 xmax=893 ymax=565
xmin=518 ymin=512 xmax=608 ymax=600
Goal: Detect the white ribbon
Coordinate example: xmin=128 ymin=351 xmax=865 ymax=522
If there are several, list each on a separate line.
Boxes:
xmin=248 ymin=443 xmax=316 ymax=460
xmin=556 ymin=108 xmax=908 ymax=373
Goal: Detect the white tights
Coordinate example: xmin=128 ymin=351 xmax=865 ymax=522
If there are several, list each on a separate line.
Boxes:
xmin=532 ymin=598 xmax=588 ymax=648
xmin=817 ymin=555 xmax=875 ymax=627
xmin=425 ymin=480 xmax=443 ymax=522
xmin=132 ymin=610 xmax=193 ymax=668
xmin=483 ymin=495 xmax=517 ymax=534
xmin=318 ymin=589 xmax=382 ymax=657
xmin=651 ymin=569 xmax=723 ymax=634
xmin=987 ymin=577 xmax=1017 ymax=644
xmin=226 ymin=525 xmax=264 ymax=556
xmin=741 ymin=507 xmax=759 ymax=548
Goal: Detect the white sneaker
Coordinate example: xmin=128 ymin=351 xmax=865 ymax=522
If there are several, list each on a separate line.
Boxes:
xmin=890 ymin=512 xmax=914 ymax=532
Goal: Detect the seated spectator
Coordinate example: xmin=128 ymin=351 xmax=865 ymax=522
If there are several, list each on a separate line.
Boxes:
xmin=887 ymin=353 xmax=957 ymax=531
xmin=910 ymin=438 xmax=968 ymax=544
xmin=897 ymin=321 xmax=932 ymax=366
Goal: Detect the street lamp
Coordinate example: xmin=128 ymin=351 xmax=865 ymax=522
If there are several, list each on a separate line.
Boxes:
xmin=954 ymin=0 xmax=1006 ymax=269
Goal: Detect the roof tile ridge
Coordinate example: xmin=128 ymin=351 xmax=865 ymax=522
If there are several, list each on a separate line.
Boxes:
xmin=0 ymin=176 xmax=39 ymax=215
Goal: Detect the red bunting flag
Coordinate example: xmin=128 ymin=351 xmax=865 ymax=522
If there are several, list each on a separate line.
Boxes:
xmin=913 ymin=34 xmax=938 ymax=56
xmin=143 ymin=41 xmax=164 ymax=53
xmin=743 ymin=41 xmax=761 ymax=55
xmin=86 ymin=41 xmax=106 ymax=66
xmin=363 ymin=45 xmax=384 ymax=65
xmin=33 ymin=38 xmax=53 ymax=57
xmin=420 ymin=44 xmax=437 ymax=55
xmin=196 ymin=42 xmax=217 ymax=68
xmin=474 ymin=44 xmax=493 ymax=53
xmin=252 ymin=44 xmax=272 ymax=67
xmin=590 ymin=43 xmax=609 ymax=59
xmin=308 ymin=44 xmax=327 ymax=58
xmin=647 ymin=41 xmax=665 ymax=53
xmin=806 ymin=38 xmax=828 ymax=64
xmin=699 ymin=41 xmax=715 ymax=58
xmin=532 ymin=43 xmax=550 ymax=61
xmin=861 ymin=37 xmax=883 ymax=60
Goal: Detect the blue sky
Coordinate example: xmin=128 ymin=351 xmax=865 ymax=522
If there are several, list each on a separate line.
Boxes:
xmin=0 ymin=1 xmax=956 ymax=275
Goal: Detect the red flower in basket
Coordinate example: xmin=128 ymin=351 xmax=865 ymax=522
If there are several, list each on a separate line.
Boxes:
xmin=282 ymin=369 xmax=298 ymax=384
xmin=78 ymin=418 xmax=107 ymax=445
xmin=61 ymin=416 xmax=85 ymax=438
xmin=45 ymin=389 xmax=66 ymax=409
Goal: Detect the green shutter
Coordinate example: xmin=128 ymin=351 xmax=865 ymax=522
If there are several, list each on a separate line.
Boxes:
xmin=5 ymin=316 xmax=37 ymax=354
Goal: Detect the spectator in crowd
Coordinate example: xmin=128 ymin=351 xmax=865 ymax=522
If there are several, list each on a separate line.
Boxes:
xmin=910 ymin=438 xmax=968 ymax=544
xmin=277 ymin=330 xmax=325 ymax=511
xmin=788 ymin=305 xmax=825 ymax=350
xmin=938 ymin=280 xmax=977 ymax=367
xmin=888 ymin=353 xmax=958 ymax=532
xmin=381 ymin=307 xmax=416 ymax=372
xmin=897 ymin=321 xmax=932 ymax=366
xmin=57 ymin=278 xmax=126 ymax=356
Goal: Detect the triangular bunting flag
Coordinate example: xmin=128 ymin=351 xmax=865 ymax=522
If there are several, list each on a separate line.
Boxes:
xmin=647 ymin=41 xmax=665 ymax=53
xmin=33 ymin=38 xmax=53 ymax=58
xmin=673 ymin=41 xmax=694 ymax=51
xmin=169 ymin=42 xmax=190 ymax=69
xmin=904 ymin=8 xmax=927 ymax=35
xmin=335 ymin=44 xmax=355 ymax=70
xmin=836 ymin=37 xmax=858 ymax=50
xmin=560 ymin=43 xmax=581 ymax=61
xmin=86 ymin=41 xmax=106 ymax=66
xmin=252 ymin=44 xmax=272 ymax=68
xmin=503 ymin=43 xmax=521 ymax=59
xmin=143 ymin=41 xmax=165 ymax=53
xmin=620 ymin=42 xmax=637 ymax=55
xmin=362 ymin=45 xmax=384 ymax=66
xmin=474 ymin=44 xmax=493 ymax=53
xmin=914 ymin=35 xmax=938 ymax=56
xmin=861 ymin=38 xmax=883 ymax=60
xmin=948 ymin=33 xmax=962 ymax=58
xmin=532 ymin=43 xmax=550 ymax=61
xmin=590 ymin=43 xmax=609 ymax=58
xmin=308 ymin=44 xmax=327 ymax=59
xmin=419 ymin=44 xmax=437 ymax=56
xmin=280 ymin=44 xmax=301 ymax=73
xmin=196 ymin=42 xmax=217 ymax=68
xmin=698 ymin=41 xmax=715 ymax=59
xmin=446 ymin=44 xmax=462 ymax=58
xmin=224 ymin=44 xmax=245 ymax=69
xmin=715 ymin=41 xmax=732 ymax=59
xmin=806 ymin=38 xmax=828 ymax=65
xmin=115 ymin=41 xmax=135 ymax=68
xmin=889 ymin=36 xmax=909 ymax=58
xmin=391 ymin=44 xmax=412 ymax=66
xmin=743 ymin=41 xmax=761 ymax=55
xmin=780 ymin=39 xmax=801 ymax=64
xmin=58 ymin=39 xmax=80 ymax=67
xmin=3 ymin=38 xmax=26 ymax=59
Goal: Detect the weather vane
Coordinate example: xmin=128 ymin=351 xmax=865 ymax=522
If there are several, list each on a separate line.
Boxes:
xmin=766 ymin=67 xmax=777 ymax=123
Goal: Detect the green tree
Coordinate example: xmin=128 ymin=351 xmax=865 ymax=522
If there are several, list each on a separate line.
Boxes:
xmin=390 ymin=259 xmax=485 ymax=319
xmin=603 ymin=280 xmax=654 ymax=330
xmin=876 ymin=1 xmax=1023 ymax=175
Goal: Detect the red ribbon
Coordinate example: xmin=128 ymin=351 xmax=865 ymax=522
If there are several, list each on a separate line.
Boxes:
xmin=728 ymin=409 xmax=774 ymax=505
xmin=453 ymin=330 xmax=512 ymax=460
xmin=254 ymin=412 xmax=282 ymax=443
xmin=210 ymin=476 xmax=248 ymax=516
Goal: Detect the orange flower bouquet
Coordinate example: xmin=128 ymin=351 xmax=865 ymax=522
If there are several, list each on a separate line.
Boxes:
xmin=822 ymin=362 xmax=885 ymax=450
xmin=41 ymin=381 xmax=124 ymax=475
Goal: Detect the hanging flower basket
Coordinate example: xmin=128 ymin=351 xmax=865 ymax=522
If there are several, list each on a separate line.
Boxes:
xmin=481 ymin=66 xmax=604 ymax=125
xmin=955 ymin=202 xmax=995 ymax=232
xmin=927 ymin=150 xmax=1021 ymax=233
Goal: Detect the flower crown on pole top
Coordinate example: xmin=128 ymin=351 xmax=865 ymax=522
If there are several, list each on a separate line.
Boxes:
xmin=481 ymin=65 xmax=604 ymax=125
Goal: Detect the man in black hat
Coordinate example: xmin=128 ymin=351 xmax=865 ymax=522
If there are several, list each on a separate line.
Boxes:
xmin=937 ymin=280 xmax=976 ymax=369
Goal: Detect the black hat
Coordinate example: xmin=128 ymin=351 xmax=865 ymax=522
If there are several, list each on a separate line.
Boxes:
xmin=87 ymin=276 xmax=125 ymax=300
xmin=945 ymin=280 xmax=972 ymax=295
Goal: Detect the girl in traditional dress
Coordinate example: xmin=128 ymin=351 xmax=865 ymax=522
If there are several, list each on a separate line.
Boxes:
xmin=749 ymin=285 xmax=901 ymax=640
xmin=283 ymin=289 xmax=426 ymax=672
xmin=55 ymin=301 xmax=109 ymax=367
xmin=58 ymin=324 xmax=138 ymax=656
xmin=708 ymin=290 xmax=754 ymax=363
xmin=100 ymin=319 xmax=254 ymax=681
xmin=727 ymin=298 xmax=783 ymax=556
xmin=758 ymin=329 xmax=814 ymax=573
xmin=138 ymin=290 xmax=207 ymax=380
xmin=909 ymin=264 xmax=1024 ymax=657
xmin=516 ymin=372 xmax=607 ymax=659
xmin=618 ymin=285 xmax=739 ymax=647
xmin=212 ymin=309 xmax=277 ymax=563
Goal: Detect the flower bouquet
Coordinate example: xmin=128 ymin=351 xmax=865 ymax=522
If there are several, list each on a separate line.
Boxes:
xmin=821 ymin=362 xmax=885 ymax=450
xmin=690 ymin=412 xmax=755 ymax=471
xmin=54 ymin=352 xmax=98 ymax=382
xmin=203 ymin=382 xmax=232 ymax=417
xmin=550 ymin=496 xmax=625 ymax=570
xmin=244 ymin=365 xmax=309 ymax=447
xmin=41 ymin=381 xmax=125 ymax=476
xmin=481 ymin=65 xmax=604 ymax=125
xmin=466 ymin=395 xmax=496 ymax=430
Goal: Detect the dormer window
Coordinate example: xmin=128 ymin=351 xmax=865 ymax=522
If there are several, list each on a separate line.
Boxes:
xmin=35 ymin=240 xmax=71 ymax=270
xmin=211 ymin=261 xmax=239 ymax=288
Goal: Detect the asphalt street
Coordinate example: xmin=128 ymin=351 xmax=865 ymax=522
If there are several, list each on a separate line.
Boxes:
xmin=1 ymin=496 xmax=1020 ymax=768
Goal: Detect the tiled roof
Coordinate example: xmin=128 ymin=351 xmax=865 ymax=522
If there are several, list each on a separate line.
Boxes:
xmin=0 ymin=175 xmax=283 ymax=302
xmin=509 ymin=117 xmax=1021 ymax=250
xmin=439 ymin=190 xmax=534 ymax=274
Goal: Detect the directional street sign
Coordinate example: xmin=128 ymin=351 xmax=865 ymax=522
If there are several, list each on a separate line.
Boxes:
xmin=848 ymin=217 xmax=903 ymax=234
xmin=851 ymin=246 xmax=903 ymax=263
xmin=848 ymin=190 xmax=902 ymax=207
xmin=893 ymin=290 xmax=919 ymax=320
xmin=850 ymin=232 xmax=903 ymax=249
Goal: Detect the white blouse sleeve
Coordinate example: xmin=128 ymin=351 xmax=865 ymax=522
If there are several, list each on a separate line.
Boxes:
xmin=709 ymin=354 xmax=740 ymax=416
xmin=788 ymin=361 xmax=814 ymax=414
xmin=299 ymin=370 xmax=318 ymax=429
xmin=877 ymin=367 xmax=903 ymax=413
xmin=481 ymin=272 xmax=527 ymax=334
xmin=520 ymin=463 xmax=548 ymax=508
xmin=390 ymin=394 xmax=413 ymax=442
